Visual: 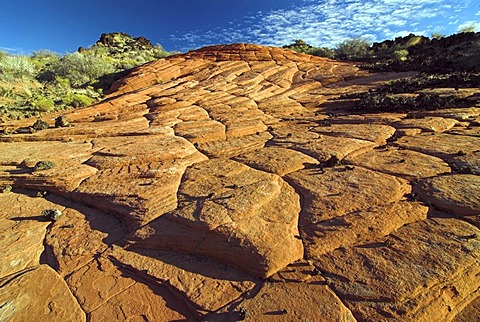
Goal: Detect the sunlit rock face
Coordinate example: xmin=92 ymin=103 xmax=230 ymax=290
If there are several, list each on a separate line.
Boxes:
xmin=1 ymin=43 xmax=479 ymax=320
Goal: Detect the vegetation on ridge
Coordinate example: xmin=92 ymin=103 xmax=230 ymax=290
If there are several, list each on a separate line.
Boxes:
xmin=1 ymin=29 xmax=478 ymax=121
xmin=283 ymin=29 xmax=480 ymax=73
xmin=283 ymin=29 xmax=479 ymax=114
xmin=0 ymin=32 xmax=170 ymax=121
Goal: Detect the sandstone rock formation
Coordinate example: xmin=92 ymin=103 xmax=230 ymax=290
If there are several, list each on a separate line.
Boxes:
xmin=0 ymin=43 xmax=479 ymax=321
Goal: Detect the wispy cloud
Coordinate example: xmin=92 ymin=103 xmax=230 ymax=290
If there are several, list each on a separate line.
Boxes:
xmin=170 ymin=0 xmax=473 ymax=51
xmin=0 ymin=46 xmax=24 ymax=53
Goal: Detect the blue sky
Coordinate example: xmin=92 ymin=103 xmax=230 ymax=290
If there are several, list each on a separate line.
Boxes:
xmin=0 ymin=0 xmax=478 ymax=54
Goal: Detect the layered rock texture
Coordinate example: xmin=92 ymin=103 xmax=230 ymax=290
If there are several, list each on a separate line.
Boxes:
xmin=0 ymin=43 xmax=479 ymax=321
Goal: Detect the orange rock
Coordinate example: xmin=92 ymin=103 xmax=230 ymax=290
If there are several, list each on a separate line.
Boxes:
xmin=234 ymin=147 xmax=318 ymax=176
xmin=453 ymin=295 xmax=480 ymax=322
xmin=287 ymin=166 xmax=410 ymax=223
xmin=109 ymin=247 xmax=256 ymax=314
xmin=0 ymin=265 xmax=86 ymax=321
xmin=313 ymin=123 xmax=396 ymax=143
xmin=304 ymin=202 xmax=428 ymax=258
xmin=127 ymin=159 xmax=303 ymax=278
xmin=313 ymin=218 xmax=480 ymax=321
xmin=0 ymin=43 xmax=478 ymax=321
xmin=205 ymin=278 xmax=356 ymax=321
xmin=45 ymin=196 xmax=126 ymax=275
xmin=450 ymin=151 xmax=480 ymax=174
xmin=414 ymin=174 xmax=480 ymax=215
xmin=393 ymin=117 xmax=458 ymax=133
xmin=0 ymin=192 xmax=52 ymax=278
xmin=396 ymin=133 xmax=480 ymax=159
xmin=347 ymin=146 xmax=451 ymax=179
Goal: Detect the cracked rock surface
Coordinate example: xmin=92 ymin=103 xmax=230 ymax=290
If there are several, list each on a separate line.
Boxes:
xmin=0 ymin=43 xmax=479 ymax=321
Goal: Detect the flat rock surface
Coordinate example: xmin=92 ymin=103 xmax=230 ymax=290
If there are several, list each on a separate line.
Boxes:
xmin=45 ymin=197 xmax=127 ymax=276
xmin=314 ymin=218 xmax=480 ymax=321
xmin=393 ymin=117 xmax=458 ymax=133
xmin=286 ymin=166 xmax=410 ymax=223
xmin=109 ymin=247 xmax=256 ymax=313
xmin=414 ymin=174 xmax=480 ymax=216
xmin=450 ymin=151 xmax=480 ymax=174
xmin=0 ymin=191 xmax=52 ymax=278
xmin=304 ymin=201 xmax=429 ymax=258
xmin=234 ymin=147 xmax=319 ymax=176
xmin=347 ymin=146 xmax=451 ymax=179
xmin=0 ymin=265 xmax=86 ymax=322
xmin=205 ymin=276 xmax=356 ymax=321
xmin=1 ymin=43 xmax=479 ymax=321
xmin=313 ymin=123 xmax=396 ymax=143
xmin=395 ymin=133 xmax=480 ymax=159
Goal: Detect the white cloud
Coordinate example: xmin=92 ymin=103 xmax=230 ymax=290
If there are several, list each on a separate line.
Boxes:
xmin=170 ymin=0 xmax=474 ymax=51
xmin=0 ymin=46 xmax=24 ymax=53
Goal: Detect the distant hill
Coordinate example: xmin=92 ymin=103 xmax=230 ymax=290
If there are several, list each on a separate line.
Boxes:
xmin=283 ymin=31 xmax=480 ymax=72
xmin=367 ymin=32 xmax=480 ymax=72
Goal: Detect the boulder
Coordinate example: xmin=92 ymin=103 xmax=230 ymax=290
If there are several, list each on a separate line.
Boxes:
xmin=126 ymin=159 xmax=303 ymax=278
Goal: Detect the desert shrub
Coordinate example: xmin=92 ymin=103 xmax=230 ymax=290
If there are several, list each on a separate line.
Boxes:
xmin=334 ymin=38 xmax=371 ymax=60
xmin=306 ymin=47 xmax=335 ymax=58
xmin=32 ymin=119 xmax=49 ymax=130
xmin=431 ymin=33 xmax=445 ymax=39
xmin=351 ymin=92 xmax=471 ymax=113
xmin=386 ymin=72 xmax=480 ymax=92
xmin=31 ymin=95 xmax=55 ymax=112
xmin=459 ymin=25 xmax=476 ymax=33
xmin=152 ymin=45 xmax=169 ymax=58
xmin=62 ymin=93 xmax=94 ymax=107
xmin=30 ymin=50 xmax=60 ymax=70
xmin=393 ymin=50 xmax=409 ymax=61
xmin=34 ymin=160 xmax=55 ymax=171
xmin=51 ymin=52 xmax=116 ymax=87
xmin=0 ymin=55 xmax=36 ymax=81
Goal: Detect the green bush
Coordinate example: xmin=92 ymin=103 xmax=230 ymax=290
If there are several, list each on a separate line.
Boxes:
xmin=283 ymin=39 xmax=313 ymax=53
xmin=459 ymin=25 xmax=476 ymax=33
xmin=334 ymin=38 xmax=371 ymax=60
xmin=152 ymin=45 xmax=169 ymax=58
xmin=31 ymin=95 xmax=55 ymax=112
xmin=0 ymin=33 xmax=171 ymax=120
xmin=30 ymin=50 xmax=60 ymax=70
xmin=393 ymin=50 xmax=409 ymax=61
xmin=0 ymin=55 xmax=36 ymax=81
xmin=62 ymin=93 xmax=94 ymax=107
xmin=51 ymin=52 xmax=116 ymax=87
xmin=306 ymin=47 xmax=335 ymax=58
xmin=431 ymin=33 xmax=445 ymax=40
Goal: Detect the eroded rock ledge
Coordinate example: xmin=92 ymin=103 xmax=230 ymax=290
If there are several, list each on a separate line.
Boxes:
xmin=0 ymin=43 xmax=479 ymax=321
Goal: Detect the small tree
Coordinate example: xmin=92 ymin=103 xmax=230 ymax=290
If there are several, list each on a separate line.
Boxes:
xmin=334 ymin=38 xmax=371 ymax=60
xmin=283 ymin=39 xmax=312 ymax=53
